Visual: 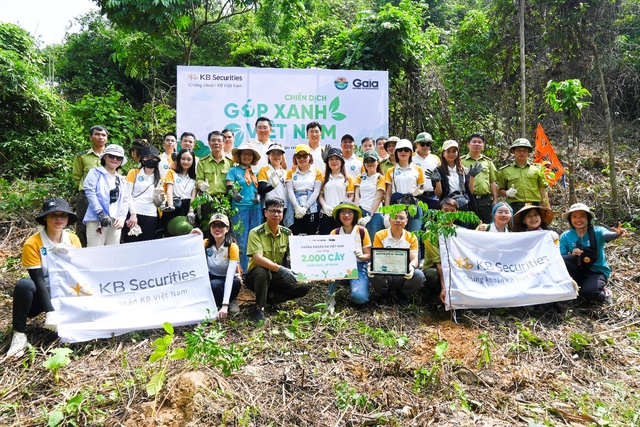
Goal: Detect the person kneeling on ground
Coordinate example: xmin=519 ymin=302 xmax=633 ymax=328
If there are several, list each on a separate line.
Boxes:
xmin=326 ymin=201 xmax=372 ymax=313
xmin=370 ymin=206 xmax=424 ymax=305
xmin=8 ymin=198 xmax=82 ymax=357
xmin=244 ymin=198 xmax=310 ymax=322
xmin=203 ymin=213 xmax=242 ymax=319
xmin=560 ymin=203 xmax=628 ymax=304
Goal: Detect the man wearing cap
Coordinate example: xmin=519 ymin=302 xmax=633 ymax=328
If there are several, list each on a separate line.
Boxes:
xmin=376 ymin=136 xmax=388 ymax=161
xmin=412 ymin=132 xmax=441 ymax=210
xmin=72 ymin=125 xmax=108 ymax=247
xmin=379 ymin=136 xmax=400 ymax=175
xmin=461 ymin=133 xmax=498 ymax=223
xmin=340 ymin=134 xmax=363 ymax=179
xmin=498 ymin=138 xmax=549 ymax=214
xmin=245 ymin=198 xmax=310 ymax=322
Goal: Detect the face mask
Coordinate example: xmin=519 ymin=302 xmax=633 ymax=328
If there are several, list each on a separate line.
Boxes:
xmin=142 ymin=158 xmax=160 ymax=168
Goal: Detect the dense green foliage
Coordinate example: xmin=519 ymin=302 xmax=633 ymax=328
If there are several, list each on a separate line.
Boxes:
xmin=1 ymin=0 xmax=639 ymax=187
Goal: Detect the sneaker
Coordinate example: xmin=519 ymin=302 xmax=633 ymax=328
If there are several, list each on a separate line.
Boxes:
xmin=7 ymin=332 xmax=28 ymax=357
xmin=44 ymin=311 xmax=59 ymax=332
xmin=252 ymin=308 xmax=265 ymax=323
xmin=228 ymin=299 xmax=240 ymax=314
xmin=602 ymin=288 xmax=613 ymax=304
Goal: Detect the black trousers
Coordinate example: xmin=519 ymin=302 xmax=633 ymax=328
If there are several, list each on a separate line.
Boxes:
xmin=244 ymin=266 xmax=310 ymax=308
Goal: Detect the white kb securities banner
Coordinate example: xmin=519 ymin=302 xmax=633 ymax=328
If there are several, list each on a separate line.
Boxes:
xmin=48 ymin=235 xmax=216 ymax=343
xmin=177 ymin=66 xmax=389 ymax=156
xmin=440 ymin=229 xmax=577 ymax=310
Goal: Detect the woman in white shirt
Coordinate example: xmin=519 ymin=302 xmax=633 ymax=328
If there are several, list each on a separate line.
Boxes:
xmin=123 ymin=146 xmax=162 ymax=242
xmin=285 ymin=144 xmax=323 ymax=235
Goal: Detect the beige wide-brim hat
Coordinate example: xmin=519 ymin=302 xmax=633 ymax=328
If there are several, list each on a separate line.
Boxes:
xmin=232 ymin=142 xmax=261 ymax=166
xmin=513 ymin=205 xmax=555 ymax=231
xmin=561 ymin=203 xmax=595 ymax=222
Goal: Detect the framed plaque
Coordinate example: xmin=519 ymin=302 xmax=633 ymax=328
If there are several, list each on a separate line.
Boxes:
xmin=371 ymin=248 xmax=410 ymax=275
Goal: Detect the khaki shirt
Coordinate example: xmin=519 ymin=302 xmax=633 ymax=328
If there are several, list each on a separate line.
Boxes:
xmin=498 ymin=162 xmax=545 ymax=204
xmin=246 ymin=223 xmax=291 ymax=272
xmin=379 ymin=158 xmax=396 ymax=176
xmin=72 ymin=148 xmax=102 ymax=191
xmin=196 ymin=154 xmax=234 ymax=197
xmin=461 ymin=154 xmax=498 ymax=196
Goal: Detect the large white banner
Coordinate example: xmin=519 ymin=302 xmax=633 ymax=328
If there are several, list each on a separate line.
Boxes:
xmin=440 ymin=229 xmax=577 ymax=310
xmin=48 ymin=234 xmax=216 ymax=343
xmin=176 ymin=66 xmax=389 ymax=156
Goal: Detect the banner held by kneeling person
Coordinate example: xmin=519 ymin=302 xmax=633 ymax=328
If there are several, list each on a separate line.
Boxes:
xmin=290 ymin=234 xmax=357 ymax=281
xmin=440 ymin=228 xmax=577 ymax=310
xmin=48 ymin=234 xmax=216 ymax=343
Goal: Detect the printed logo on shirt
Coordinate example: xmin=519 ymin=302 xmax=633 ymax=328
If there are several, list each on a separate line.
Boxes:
xmin=395 ymin=170 xmax=401 ymax=176
xmin=163 ymin=164 xmax=169 ymax=169
xmin=293 ymin=176 xmax=298 ymax=181
xmin=350 ymin=165 xmax=356 ymax=171
xmin=137 ymin=176 xmax=145 ymax=182
xmin=206 ymin=249 xmax=213 ymax=257
xmin=41 ymin=247 xmax=47 ymax=256
xmin=176 ymin=177 xmax=182 ymax=183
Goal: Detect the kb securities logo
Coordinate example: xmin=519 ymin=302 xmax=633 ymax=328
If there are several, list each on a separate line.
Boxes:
xmin=187 ymin=73 xmax=243 ymax=82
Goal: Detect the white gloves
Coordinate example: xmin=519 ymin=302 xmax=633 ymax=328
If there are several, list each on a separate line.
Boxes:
xmin=50 ymin=244 xmax=70 ymax=255
xmin=160 ymin=202 xmax=175 ymax=212
xmin=383 ymin=214 xmax=391 ymax=228
xmin=411 ymin=186 xmax=423 ymax=197
xmin=294 ymin=205 xmax=307 ymax=219
xmin=44 ymin=311 xmax=59 ymax=332
xmin=354 ymin=249 xmax=368 ymax=262
xmin=404 ymin=265 xmax=415 ymax=280
xmin=506 ymin=186 xmax=517 ymax=197
xmin=128 ymin=224 xmax=143 ymax=236
xmin=358 ymin=215 xmax=372 ymax=226
xmin=268 ymin=173 xmax=280 ymax=188
xmin=323 ymin=205 xmax=334 ymax=217
xmin=198 ymin=181 xmax=210 ymax=192
xmin=187 ymin=210 xmax=196 ymax=224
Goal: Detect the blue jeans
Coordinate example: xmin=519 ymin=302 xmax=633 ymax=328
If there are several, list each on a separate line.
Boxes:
xmin=209 ymin=275 xmax=242 ymax=307
xmin=361 ymin=210 xmax=384 ymax=240
xmin=327 ymin=261 xmax=369 ymax=305
xmin=232 ymin=208 xmax=262 ymax=272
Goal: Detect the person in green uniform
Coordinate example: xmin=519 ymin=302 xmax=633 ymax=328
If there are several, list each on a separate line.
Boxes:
xmin=498 ymin=138 xmax=550 ymax=214
xmin=461 ymin=133 xmax=498 ymax=223
xmin=244 ymin=198 xmax=310 ymax=322
xmin=379 ymin=136 xmax=400 ymax=175
xmin=195 ymin=130 xmax=235 ymax=226
xmin=72 ymin=125 xmax=108 ymax=247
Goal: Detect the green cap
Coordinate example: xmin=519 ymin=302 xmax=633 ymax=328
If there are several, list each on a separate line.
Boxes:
xmin=509 ymin=138 xmax=533 ymax=153
xmin=414 ymin=132 xmax=434 ymax=143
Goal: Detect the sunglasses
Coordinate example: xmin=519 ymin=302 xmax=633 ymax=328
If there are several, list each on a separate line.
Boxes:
xmin=210 ymin=222 xmax=228 ymax=229
xmin=396 ymin=147 xmax=412 ymax=153
xmin=417 ymin=142 xmax=431 ymax=147
xmin=106 ymin=154 xmax=124 ymax=161
xmin=364 ymin=159 xmax=377 ymax=163
xmin=296 ymin=153 xmax=310 ymax=159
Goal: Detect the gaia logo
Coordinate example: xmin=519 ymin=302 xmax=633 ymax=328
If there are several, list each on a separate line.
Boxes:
xmin=334 ymin=77 xmax=348 ymax=90
xmin=225 ymin=123 xmax=244 ymax=145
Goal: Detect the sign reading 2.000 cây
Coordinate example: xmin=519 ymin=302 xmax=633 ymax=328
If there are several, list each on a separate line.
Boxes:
xmin=176 ymin=66 xmax=389 ymax=153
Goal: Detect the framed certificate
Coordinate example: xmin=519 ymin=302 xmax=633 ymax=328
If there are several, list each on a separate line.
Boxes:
xmin=371 ymin=248 xmax=410 ymax=275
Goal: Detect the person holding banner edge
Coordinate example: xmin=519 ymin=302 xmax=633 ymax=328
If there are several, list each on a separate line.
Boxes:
xmin=204 ymin=213 xmax=241 ymax=319
xmin=8 ymin=198 xmax=82 ymax=357
xmin=560 ymin=203 xmax=628 ymax=304
xmin=244 ymin=198 xmax=311 ymax=322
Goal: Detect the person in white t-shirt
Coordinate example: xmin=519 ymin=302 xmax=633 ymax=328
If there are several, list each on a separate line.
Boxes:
xmin=306 ymin=121 xmax=325 ymax=171
xmin=412 ymin=132 xmax=441 ymax=209
xmin=159 ymin=132 xmax=177 ymax=178
xmin=340 ymin=134 xmax=363 ymax=178
xmin=123 ymin=146 xmax=163 ymax=242
xmin=318 ymin=147 xmax=355 ymax=234
xmin=285 ymin=144 xmax=323 ymax=235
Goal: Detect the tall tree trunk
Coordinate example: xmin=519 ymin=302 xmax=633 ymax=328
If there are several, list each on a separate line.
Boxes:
xmin=519 ymin=0 xmax=526 ymax=138
xmin=592 ymin=43 xmax=617 ymax=204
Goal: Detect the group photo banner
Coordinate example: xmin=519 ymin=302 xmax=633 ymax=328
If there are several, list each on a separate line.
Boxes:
xmin=290 ymin=234 xmax=357 ymax=281
xmin=48 ymin=235 xmax=216 ymax=343
xmin=440 ymin=229 xmax=577 ymax=310
xmin=177 ymin=66 xmax=389 ymax=156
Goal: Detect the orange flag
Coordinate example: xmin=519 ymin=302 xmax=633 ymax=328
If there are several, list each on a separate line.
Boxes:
xmin=534 ymin=124 xmax=564 ymax=186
